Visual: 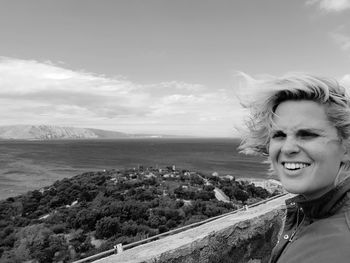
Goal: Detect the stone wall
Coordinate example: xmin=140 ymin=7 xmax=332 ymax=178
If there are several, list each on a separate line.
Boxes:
xmin=94 ymin=194 xmax=292 ymax=263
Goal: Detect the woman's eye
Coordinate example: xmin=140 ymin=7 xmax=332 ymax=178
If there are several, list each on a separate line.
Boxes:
xmin=271 ymin=132 xmax=285 ymax=139
xmin=299 ymin=131 xmax=319 ymax=139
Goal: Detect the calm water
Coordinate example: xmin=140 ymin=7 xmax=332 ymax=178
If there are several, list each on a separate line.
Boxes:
xmin=0 ymin=138 xmax=269 ymax=200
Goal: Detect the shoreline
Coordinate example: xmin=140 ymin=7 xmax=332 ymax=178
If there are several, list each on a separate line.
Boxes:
xmin=0 ymin=168 xmax=277 ymax=201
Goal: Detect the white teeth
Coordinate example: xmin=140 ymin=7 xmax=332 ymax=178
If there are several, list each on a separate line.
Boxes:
xmin=283 ymin=162 xmax=309 ymax=170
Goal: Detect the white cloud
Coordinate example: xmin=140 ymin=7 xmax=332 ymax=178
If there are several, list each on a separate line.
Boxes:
xmin=307 ymin=0 xmax=350 ymax=12
xmin=158 ymin=81 xmax=204 ymax=91
xmin=330 ymin=31 xmax=350 ymax=51
xmin=0 ymin=57 xmax=241 ymax=137
xmin=340 ymin=74 xmax=350 ymax=87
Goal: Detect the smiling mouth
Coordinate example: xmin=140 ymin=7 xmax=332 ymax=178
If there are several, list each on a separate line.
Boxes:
xmin=281 ymin=162 xmax=311 ymax=171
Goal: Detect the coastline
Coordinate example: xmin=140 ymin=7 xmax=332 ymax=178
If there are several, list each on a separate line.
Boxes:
xmin=0 ymin=138 xmax=269 ymax=200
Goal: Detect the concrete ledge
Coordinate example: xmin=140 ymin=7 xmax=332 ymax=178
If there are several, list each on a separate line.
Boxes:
xmin=94 ymin=194 xmax=293 ymax=263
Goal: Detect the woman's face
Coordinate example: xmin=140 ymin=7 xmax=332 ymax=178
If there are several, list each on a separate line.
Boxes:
xmin=268 ymin=100 xmax=347 ymax=199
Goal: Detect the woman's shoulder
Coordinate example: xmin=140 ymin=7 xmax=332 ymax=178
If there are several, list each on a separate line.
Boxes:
xmin=278 ymin=216 xmax=350 ymax=263
xmin=309 ymin=205 xmax=350 ymax=234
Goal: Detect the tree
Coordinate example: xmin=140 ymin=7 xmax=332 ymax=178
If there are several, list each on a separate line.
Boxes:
xmin=121 ymin=220 xmax=139 ymax=236
xmin=158 ymin=225 xmax=168 ymax=233
xmin=195 ymin=191 xmax=215 ymax=201
xmin=135 ymin=188 xmax=155 ymax=201
xmin=190 ymin=175 xmax=204 ymax=185
xmin=22 ymin=198 xmax=39 ymax=216
xmin=222 ymin=186 xmax=235 ymax=200
xmin=69 ymin=230 xmax=93 ymax=253
xmin=69 ymin=209 xmax=99 ymax=231
xmin=148 ymin=214 xmax=162 ymax=228
xmin=79 ymin=190 xmax=94 ymax=202
xmin=203 ymin=185 xmax=215 ymax=191
xmin=165 ymin=219 xmax=177 ymax=229
xmin=203 ymin=203 xmax=222 ymax=217
xmin=174 ymin=186 xmax=186 ymax=199
xmin=9 ymin=224 xmax=68 ymax=263
xmin=95 ymin=216 xmax=120 ymax=239
xmin=234 ymin=189 xmax=249 ymax=204
xmin=253 ymin=186 xmax=270 ymax=199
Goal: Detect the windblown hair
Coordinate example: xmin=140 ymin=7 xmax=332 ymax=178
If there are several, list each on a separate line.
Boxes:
xmin=238 ymin=73 xmax=350 ymax=170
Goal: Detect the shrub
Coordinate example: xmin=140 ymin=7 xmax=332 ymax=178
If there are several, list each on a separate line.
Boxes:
xmin=95 ymin=216 xmax=120 ymax=239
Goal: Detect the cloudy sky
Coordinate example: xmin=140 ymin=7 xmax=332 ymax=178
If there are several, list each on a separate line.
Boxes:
xmin=1 ymin=0 xmax=350 ymax=137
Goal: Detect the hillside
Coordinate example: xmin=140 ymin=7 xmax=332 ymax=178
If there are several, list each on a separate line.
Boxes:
xmin=0 ymin=125 xmax=172 ymax=140
xmin=0 ymin=166 xmax=278 ymax=263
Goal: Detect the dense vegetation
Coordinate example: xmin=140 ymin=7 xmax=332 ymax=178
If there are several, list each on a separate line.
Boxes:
xmin=0 ymin=166 xmax=276 ymax=262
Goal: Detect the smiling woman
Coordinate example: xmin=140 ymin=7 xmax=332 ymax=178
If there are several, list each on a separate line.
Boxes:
xmin=269 ymin=100 xmax=347 ymax=200
xmin=238 ymin=73 xmax=350 ymax=263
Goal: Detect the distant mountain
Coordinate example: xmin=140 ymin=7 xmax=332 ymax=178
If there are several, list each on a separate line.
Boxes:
xmin=0 ymin=125 xmax=179 ymax=140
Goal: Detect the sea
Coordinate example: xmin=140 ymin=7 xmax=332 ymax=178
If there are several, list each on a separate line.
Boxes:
xmin=0 ymin=138 xmax=269 ymax=200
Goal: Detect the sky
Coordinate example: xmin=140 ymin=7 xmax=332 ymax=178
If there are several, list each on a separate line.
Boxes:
xmin=1 ymin=0 xmax=350 ymax=137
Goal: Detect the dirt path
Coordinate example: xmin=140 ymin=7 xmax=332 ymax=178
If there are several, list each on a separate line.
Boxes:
xmin=214 ymin=188 xmax=231 ymax=202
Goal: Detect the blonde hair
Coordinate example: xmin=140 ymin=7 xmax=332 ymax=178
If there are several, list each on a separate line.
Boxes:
xmin=238 ymin=73 xmax=350 ymax=171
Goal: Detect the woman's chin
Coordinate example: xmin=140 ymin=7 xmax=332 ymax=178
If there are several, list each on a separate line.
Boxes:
xmin=279 ymin=178 xmax=308 ymax=195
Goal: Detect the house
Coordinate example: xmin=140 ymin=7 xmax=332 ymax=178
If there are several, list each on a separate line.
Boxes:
xmin=223 ymin=175 xmax=235 ymax=181
xmin=145 ymin=173 xmax=156 ymax=179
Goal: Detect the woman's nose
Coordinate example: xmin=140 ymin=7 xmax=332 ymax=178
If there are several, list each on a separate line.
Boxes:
xmin=281 ymin=136 xmax=300 ymax=154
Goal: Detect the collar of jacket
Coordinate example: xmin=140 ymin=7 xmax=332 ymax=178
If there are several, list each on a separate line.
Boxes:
xmin=285 ymin=178 xmax=350 ymax=219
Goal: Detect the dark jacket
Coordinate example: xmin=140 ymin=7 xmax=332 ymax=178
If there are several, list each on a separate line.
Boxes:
xmin=269 ymin=179 xmax=350 ymax=263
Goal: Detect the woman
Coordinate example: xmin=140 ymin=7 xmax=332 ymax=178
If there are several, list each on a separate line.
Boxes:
xmin=239 ymin=74 xmax=350 ymax=263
